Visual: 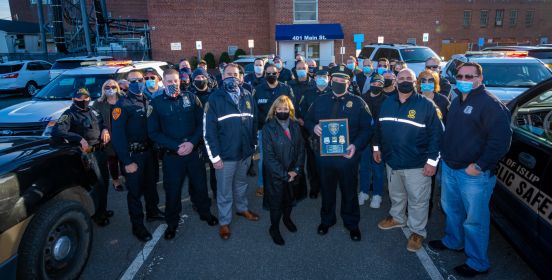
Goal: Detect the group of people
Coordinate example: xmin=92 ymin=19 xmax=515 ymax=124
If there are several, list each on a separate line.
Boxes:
xmin=51 ymin=53 xmax=512 ymax=278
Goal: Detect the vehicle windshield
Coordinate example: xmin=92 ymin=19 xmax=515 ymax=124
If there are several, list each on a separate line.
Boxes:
xmin=0 ymin=64 xmax=23 ymax=74
xmin=529 ymin=49 xmax=552 ymax=59
xmin=51 ymin=61 xmax=85 ymax=70
xmin=400 ymin=48 xmax=439 ymax=63
xmin=34 ymin=74 xmax=114 ymax=100
xmin=480 ymin=63 xmax=552 ymax=87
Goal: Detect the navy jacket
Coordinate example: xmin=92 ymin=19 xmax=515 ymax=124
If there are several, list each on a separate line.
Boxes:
xmin=299 ymin=85 xmax=332 ymax=120
xmin=288 ymin=78 xmax=314 ymax=118
xmin=375 ymin=92 xmax=443 ymax=170
xmin=148 ymin=91 xmax=203 ymax=151
xmin=304 ymin=92 xmax=373 ymax=153
xmin=278 ymin=68 xmax=294 ymax=83
xmin=244 ymin=73 xmax=265 ymax=88
xmin=203 ymin=87 xmax=258 ymax=163
xmin=111 ymin=93 xmax=151 ymax=165
xmin=355 ymin=72 xmax=375 ymax=94
xmin=254 ymin=81 xmax=295 ymax=129
xmin=190 ymin=86 xmax=213 ymax=107
xmin=52 ymin=104 xmax=105 ymax=146
xmin=441 ymin=85 xmax=512 ymax=171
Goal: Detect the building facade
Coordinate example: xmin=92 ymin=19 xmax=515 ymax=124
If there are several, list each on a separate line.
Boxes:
xmin=9 ymin=0 xmax=552 ymax=66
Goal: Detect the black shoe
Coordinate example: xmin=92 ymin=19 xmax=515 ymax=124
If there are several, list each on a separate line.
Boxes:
xmin=349 ymin=229 xmax=361 ymax=241
xmin=105 ymin=210 xmax=114 ymax=218
xmin=317 ymin=224 xmax=331 ymax=235
xmin=428 ymin=240 xmax=463 ymax=252
xmin=309 ymin=192 xmax=318 ymax=199
xmin=164 ymin=226 xmax=177 ymax=240
xmin=283 ymin=218 xmax=297 ymax=233
xmin=132 ymin=225 xmax=152 ymax=242
xmin=92 ymin=215 xmax=110 ymax=227
xmin=200 ymin=214 xmax=219 ymax=226
xmin=146 ymin=211 xmax=165 ymax=222
xmin=454 ymin=264 xmax=488 ymax=278
xmin=269 ymin=226 xmax=285 ymax=246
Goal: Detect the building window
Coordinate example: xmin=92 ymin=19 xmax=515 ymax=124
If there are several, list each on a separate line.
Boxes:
xmin=463 ymin=10 xmax=472 ymax=27
xmin=495 ymin=9 xmax=504 ymax=27
xmin=480 ymin=10 xmax=489 ymax=27
xmin=294 ymin=0 xmax=318 ymax=22
xmin=525 ymin=10 xmax=535 ymax=27
xmin=510 ymin=10 xmax=518 ymax=26
xmin=15 ymin=34 xmax=25 ymax=49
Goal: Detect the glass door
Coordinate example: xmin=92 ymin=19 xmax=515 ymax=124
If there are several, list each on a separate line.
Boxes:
xmin=295 ymin=42 xmax=320 ymax=64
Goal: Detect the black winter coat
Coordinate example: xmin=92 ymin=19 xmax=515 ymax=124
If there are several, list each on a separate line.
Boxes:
xmin=262 ymin=118 xmax=306 ymax=209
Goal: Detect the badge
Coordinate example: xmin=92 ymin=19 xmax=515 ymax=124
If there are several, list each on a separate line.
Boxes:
xmin=464 ymin=106 xmax=473 ymax=114
xmin=111 ymin=107 xmax=121 ymax=120
xmin=332 ymin=136 xmax=337 ymax=143
xmin=407 ymin=109 xmax=416 ymax=119
xmin=182 ymin=96 xmax=191 ymax=108
xmin=58 ymin=114 xmax=69 ymax=123
xmin=436 ymin=108 xmax=443 ymax=120
xmin=346 ymin=101 xmax=353 ymax=108
xmin=147 ymin=105 xmax=153 ymax=117
xmin=323 ymin=137 xmax=330 ymax=144
xmin=339 ymin=65 xmax=345 ymax=71
xmin=246 ymin=101 xmax=251 ymax=110
xmin=339 ymin=135 xmax=345 ymax=144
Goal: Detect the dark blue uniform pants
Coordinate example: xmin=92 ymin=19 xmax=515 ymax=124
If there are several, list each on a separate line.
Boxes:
xmin=125 ymin=150 xmax=160 ymax=227
xmin=317 ymin=155 xmax=361 ymax=230
xmin=87 ymin=150 xmax=109 ymax=216
xmin=163 ymin=150 xmax=211 ymax=228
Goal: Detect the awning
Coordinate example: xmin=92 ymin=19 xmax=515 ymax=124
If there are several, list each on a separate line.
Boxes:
xmin=275 ymin=24 xmax=344 ymax=41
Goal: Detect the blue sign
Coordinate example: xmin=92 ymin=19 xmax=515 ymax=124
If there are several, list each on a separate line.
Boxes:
xmin=275 ymin=24 xmax=344 ymax=41
xmin=478 ymin=37 xmax=485 ymax=46
xmin=353 ymin=34 xmax=364 ymax=50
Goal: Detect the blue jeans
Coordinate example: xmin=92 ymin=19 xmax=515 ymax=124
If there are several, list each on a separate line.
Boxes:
xmin=441 ymin=162 xmax=496 ymax=272
xmin=359 ymin=147 xmax=385 ymax=195
xmin=257 ymin=130 xmax=263 ymax=188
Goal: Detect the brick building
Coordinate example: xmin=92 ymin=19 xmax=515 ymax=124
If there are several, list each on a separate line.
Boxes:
xmin=9 ymin=0 xmax=552 ymax=66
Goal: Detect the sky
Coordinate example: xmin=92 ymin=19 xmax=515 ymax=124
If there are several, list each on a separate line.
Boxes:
xmin=0 ymin=0 xmax=11 ymax=21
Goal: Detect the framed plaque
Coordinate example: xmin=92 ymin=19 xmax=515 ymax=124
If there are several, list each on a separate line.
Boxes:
xmin=319 ymin=118 xmax=349 ymax=156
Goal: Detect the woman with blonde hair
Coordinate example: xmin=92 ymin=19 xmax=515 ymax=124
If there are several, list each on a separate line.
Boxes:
xmin=93 ymin=79 xmax=125 ymax=192
xmin=262 ymin=95 xmax=305 ymax=246
xmin=416 ymin=70 xmax=450 ymax=123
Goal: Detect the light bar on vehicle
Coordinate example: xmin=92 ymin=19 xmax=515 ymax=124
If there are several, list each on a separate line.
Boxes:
xmin=80 ymin=60 xmax=133 ymax=67
xmin=465 ymin=51 xmax=506 ymax=57
xmin=504 ymin=51 xmax=528 ymax=57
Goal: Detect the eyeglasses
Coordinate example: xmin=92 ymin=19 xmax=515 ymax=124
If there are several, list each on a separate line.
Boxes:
xmin=377 ymin=64 xmax=386 ymax=68
xmin=144 ymin=76 xmax=156 ymax=80
xmin=426 ymin=65 xmax=439 ymax=69
xmin=266 ymin=72 xmax=278 ymax=76
xmin=129 ymin=78 xmax=144 ymax=83
xmin=420 ymin=78 xmax=435 ymax=83
xmin=455 ymin=74 xmax=478 ymax=80
xmin=104 ymin=86 xmax=117 ymax=90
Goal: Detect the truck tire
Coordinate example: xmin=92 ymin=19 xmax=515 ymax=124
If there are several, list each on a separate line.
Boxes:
xmin=16 ymin=200 xmax=93 ymax=280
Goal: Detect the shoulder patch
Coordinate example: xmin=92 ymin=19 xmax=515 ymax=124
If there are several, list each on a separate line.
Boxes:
xmin=112 ymin=107 xmax=122 ymax=120
xmin=436 ymin=108 xmax=443 ymax=120
xmin=346 ymin=100 xmax=353 ymax=108
xmin=58 ymin=114 xmax=69 ymax=123
xmin=147 ymin=105 xmax=153 ymax=117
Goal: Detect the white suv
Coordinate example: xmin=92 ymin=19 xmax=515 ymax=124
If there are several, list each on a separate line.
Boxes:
xmin=0 ymin=60 xmax=52 ymax=96
xmin=49 ymin=56 xmax=113 ymax=81
xmin=358 ymin=44 xmax=441 ymax=75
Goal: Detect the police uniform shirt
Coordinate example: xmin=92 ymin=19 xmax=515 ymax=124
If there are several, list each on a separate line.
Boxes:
xmin=52 ymin=104 xmax=105 ymax=146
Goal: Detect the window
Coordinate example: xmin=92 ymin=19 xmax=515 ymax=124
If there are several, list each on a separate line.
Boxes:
xmin=495 ymin=9 xmax=504 ymax=27
xmin=40 ymin=62 xmax=52 ymax=70
xmin=463 ymin=10 xmax=472 ymax=27
xmin=510 ymin=10 xmax=518 ymax=26
xmin=294 ymin=0 xmax=318 ymax=22
xmin=480 ymin=10 xmax=489 ymax=27
xmin=26 ymin=62 xmax=44 ymax=71
xmin=525 ymin=10 xmax=535 ymax=27
xmin=15 ymin=34 xmax=25 ymax=49
xmin=358 ymin=47 xmax=375 ymax=59
xmin=512 ymin=88 xmax=552 ymax=147
xmin=372 ymin=48 xmax=400 ymax=61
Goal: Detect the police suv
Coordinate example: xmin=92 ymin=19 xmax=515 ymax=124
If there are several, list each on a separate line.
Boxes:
xmin=0 ymin=60 xmax=169 ymax=137
xmin=358 ymin=43 xmax=442 ymax=75
xmin=443 ymin=51 xmax=552 ymax=104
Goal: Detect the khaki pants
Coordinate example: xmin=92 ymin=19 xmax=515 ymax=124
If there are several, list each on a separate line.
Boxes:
xmin=386 ymin=165 xmax=431 ymax=237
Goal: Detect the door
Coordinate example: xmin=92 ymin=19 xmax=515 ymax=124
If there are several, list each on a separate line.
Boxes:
xmin=294 ymin=42 xmax=320 ymax=65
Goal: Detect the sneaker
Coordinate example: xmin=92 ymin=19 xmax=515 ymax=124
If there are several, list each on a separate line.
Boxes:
xmin=407 ymin=233 xmax=424 ymax=252
xmin=378 ymin=216 xmax=405 ymax=230
xmin=358 ymin=192 xmax=369 ymax=206
xmin=370 ymin=195 xmax=382 ymax=208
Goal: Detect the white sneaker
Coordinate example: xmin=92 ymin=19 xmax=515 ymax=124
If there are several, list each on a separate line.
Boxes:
xmin=370 ymin=195 xmax=382 ymax=209
xmin=358 ymin=192 xmax=369 ymax=206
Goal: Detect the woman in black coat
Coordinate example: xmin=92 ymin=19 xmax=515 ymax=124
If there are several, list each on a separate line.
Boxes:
xmin=262 ymin=95 xmax=305 ymax=246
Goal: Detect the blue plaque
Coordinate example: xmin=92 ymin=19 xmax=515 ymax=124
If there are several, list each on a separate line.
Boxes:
xmin=319 ymin=119 xmax=349 ymax=156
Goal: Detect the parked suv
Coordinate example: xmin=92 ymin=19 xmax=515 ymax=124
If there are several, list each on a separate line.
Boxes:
xmin=358 ymin=44 xmax=441 ymax=75
xmin=0 ymin=60 xmax=52 ymax=96
xmin=49 ymin=56 xmax=113 ymax=81
xmin=0 ymin=136 xmax=100 ymax=279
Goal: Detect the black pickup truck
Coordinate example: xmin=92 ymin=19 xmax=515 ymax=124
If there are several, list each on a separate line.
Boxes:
xmin=0 ymin=136 xmax=99 ymax=279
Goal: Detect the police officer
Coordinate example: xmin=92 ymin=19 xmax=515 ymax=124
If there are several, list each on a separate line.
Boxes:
xmin=298 ymin=66 xmax=332 ymax=199
xmin=356 ymin=59 xmax=376 ymax=95
xmin=148 ymin=69 xmax=218 ymax=240
xmin=143 ymin=68 xmax=163 ymax=100
xmin=111 ymin=70 xmax=164 ymax=242
xmin=288 ymin=60 xmax=314 ymax=122
xmin=305 ymin=66 xmax=373 ymax=241
xmin=198 ymin=59 xmax=218 ymax=89
xmin=273 ymin=56 xmax=294 ymax=83
xmin=52 ymin=88 xmax=112 ymax=226
xmin=244 ymin=58 xmax=265 ymax=88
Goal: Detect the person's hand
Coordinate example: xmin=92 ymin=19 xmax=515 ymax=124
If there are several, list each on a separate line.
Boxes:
xmin=80 ymin=138 xmax=89 ymax=152
xmin=344 ymin=144 xmax=356 ymax=159
xmin=423 ymin=164 xmax=437 ymax=177
xmin=125 ymin=163 xmax=138 ymax=173
xmin=101 ymin=129 xmax=110 ymax=144
xmin=297 ymin=118 xmax=305 ymax=126
xmin=177 ymin=142 xmax=194 ymax=156
xmin=373 ymin=151 xmax=382 ymax=163
xmin=314 ymin=124 xmax=322 ymax=137
xmin=213 ymin=160 xmax=224 ymax=169
xmin=465 ymin=163 xmax=481 ymax=176
xmin=288 ymin=171 xmax=298 ymax=182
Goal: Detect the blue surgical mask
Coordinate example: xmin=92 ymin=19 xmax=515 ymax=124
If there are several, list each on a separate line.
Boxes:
xmin=362 ymin=66 xmax=372 ymax=74
xmin=275 ymin=63 xmax=282 ymax=69
xmin=377 ymin=67 xmax=387 ymax=75
xmin=128 ymin=82 xmax=145 ymax=95
xmin=347 ymin=63 xmax=355 ymax=71
xmin=267 ymin=59 xmax=274 ymax=65
xmin=420 ymin=82 xmax=435 ymax=93
xmin=316 ymin=77 xmax=328 ymax=87
xmin=456 ymin=80 xmax=474 ymax=94
xmin=145 ymin=79 xmax=156 ymax=89
xmin=358 ymin=59 xmax=364 ymax=66
xmin=254 ymin=66 xmax=264 ymax=75
xmin=296 ymin=69 xmax=307 ymax=78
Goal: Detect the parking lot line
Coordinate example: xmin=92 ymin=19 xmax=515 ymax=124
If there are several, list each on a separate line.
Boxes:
xmin=119 ymin=224 xmax=167 ymax=280
xmin=401 ymin=227 xmax=444 ymax=280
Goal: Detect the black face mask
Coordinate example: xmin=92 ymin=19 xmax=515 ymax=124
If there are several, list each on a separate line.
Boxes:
xmin=331 ymin=81 xmax=348 ymax=95
xmin=393 ymin=70 xmax=399 ymax=76
xmin=180 ymin=81 xmax=190 ymax=90
xmin=384 ymin=79 xmax=394 ymax=87
xmin=397 ymin=81 xmax=414 ymax=94
xmin=276 ymin=111 xmax=290 ymax=120
xmin=266 ymin=75 xmax=278 ymax=84
xmin=74 ymin=100 xmax=89 ymax=110
xmin=194 ymin=80 xmax=207 ymax=90
xmin=370 ymin=86 xmax=383 ymax=95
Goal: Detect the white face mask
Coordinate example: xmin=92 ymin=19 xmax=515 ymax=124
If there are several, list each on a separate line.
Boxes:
xmin=105 ymin=89 xmax=117 ymax=96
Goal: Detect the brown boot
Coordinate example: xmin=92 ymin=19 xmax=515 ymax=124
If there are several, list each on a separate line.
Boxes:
xmin=219 ymin=225 xmax=231 ymax=240
xmin=236 ymin=210 xmax=260 ymax=221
